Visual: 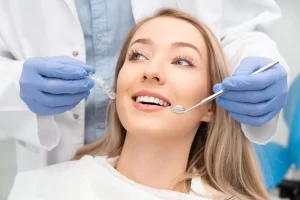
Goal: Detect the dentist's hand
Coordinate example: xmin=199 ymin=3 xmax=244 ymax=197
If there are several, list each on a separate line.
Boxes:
xmin=20 ymin=56 xmax=95 ymax=115
xmin=213 ymin=57 xmax=288 ymax=127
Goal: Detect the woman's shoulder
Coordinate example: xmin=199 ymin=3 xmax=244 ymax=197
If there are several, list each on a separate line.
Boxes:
xmin=21 ymin=155 xmax=94 ymax=176
xmin=8 ymin=155 xmax=104 ymax=200
xmin=19 ymin=155 xmax=103 ymax=180
xmin=191 ymin=178 xmax=235 ymax=200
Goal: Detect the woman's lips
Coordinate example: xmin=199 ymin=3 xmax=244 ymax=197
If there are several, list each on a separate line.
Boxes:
xmin=132 ymin=99 xmax=169 ymax=112
xmin=132 ymin=90 xmax=171 ymax=105
xmin=131 ymin=90 xmax=171 ymax=112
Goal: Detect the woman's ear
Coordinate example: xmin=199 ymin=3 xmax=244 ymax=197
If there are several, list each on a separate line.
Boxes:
xmin=200 ymin=107 xmax=212 ymax=122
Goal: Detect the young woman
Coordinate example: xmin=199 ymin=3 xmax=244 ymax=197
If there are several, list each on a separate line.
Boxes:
xmin=8 ymin=8 xmax=269 ymax=200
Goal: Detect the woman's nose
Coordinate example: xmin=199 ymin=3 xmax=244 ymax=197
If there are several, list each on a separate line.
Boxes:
xmin=142 ymin=60 xmax=166 ymax=84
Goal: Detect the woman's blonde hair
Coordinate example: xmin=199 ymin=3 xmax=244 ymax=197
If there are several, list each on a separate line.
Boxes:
xmin=74 ymin=8 xmax=269 ymax=200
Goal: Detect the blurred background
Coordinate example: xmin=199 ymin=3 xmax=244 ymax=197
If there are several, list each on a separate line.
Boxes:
xmin=0 ymin=0 xmax=299 ymax=199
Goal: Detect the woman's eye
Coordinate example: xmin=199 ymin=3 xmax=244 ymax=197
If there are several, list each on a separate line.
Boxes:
xmin=132 ymin=53 xmax=146 ymax=60
xmin=175 ymin=60 xmax=190 ymax=66
xmin=172 ymin=56 xmax=194 ymax=67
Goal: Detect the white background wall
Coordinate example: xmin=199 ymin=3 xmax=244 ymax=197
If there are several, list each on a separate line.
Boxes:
xmin=0 ymin=0 xmax=299 ymax=199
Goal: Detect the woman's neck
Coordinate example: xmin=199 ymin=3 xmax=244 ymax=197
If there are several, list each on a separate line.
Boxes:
xmin=115 ymin=133 xmax=194 ymax=191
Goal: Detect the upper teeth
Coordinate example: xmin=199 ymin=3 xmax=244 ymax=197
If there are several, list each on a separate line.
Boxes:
xmin=136 ymin=96 xmax=170 ymax=106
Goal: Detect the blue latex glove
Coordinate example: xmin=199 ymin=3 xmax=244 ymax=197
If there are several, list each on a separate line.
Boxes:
xmin=213 ymin=57 xmax=288 ymax=127
xmin=20 ymin=56 xmax=95 ymax=115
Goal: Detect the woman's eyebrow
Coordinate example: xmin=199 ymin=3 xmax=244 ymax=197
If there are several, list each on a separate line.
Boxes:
xmin=171 ymin=42 xmax=202 ymax=58
xmin=130 ymin=38 xmax=202 ymax=57
xmin=130 ymin=38 xmax=153 ymax=47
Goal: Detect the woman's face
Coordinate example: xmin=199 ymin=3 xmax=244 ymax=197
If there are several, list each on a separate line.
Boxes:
xmin=116 ymin=17 xmax=212 ymax=140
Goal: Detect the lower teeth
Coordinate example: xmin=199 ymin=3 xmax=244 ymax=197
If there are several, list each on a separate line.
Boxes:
xmin=146 ymin=103 xmax=159 ymax=105
xmin=141 ymin=102 xmax=161 ymax=106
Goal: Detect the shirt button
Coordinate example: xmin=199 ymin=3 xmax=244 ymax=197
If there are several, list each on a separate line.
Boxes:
xmin=96 ymin=33 xmax=103 ymax=40
xmin=72 ymin=51 xmax=79 ymax=57
xmin=99 ymin=122 xmax=105 ymax=129
xmin=73 ymin=114 xmax=79 ymax=120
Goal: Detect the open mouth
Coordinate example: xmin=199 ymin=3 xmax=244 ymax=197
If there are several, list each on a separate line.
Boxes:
xmin=132 ymin=96 xmax=171 ymax=107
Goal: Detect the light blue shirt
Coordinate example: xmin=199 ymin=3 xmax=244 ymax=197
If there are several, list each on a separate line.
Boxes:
xmin=74 ymin=0 xmax=135 ymax=144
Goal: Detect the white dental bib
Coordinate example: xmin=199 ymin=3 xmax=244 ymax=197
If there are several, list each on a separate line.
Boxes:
xmin=8 ymin=155 xmax=229 ymax=200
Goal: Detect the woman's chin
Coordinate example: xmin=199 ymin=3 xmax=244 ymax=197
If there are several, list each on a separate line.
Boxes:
xmin=125 ymin=122 xmax=180 ymax=140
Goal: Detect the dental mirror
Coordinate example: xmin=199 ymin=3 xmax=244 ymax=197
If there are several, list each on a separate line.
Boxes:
xmin=171 ymin=60 xmax=280 ymax=114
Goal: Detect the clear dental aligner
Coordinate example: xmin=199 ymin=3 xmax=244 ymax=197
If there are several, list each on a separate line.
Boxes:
xmin=87 ymin=73 xmax=117 ymax=99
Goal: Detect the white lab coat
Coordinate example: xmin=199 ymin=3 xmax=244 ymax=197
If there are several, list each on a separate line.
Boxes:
xmin=8 ymin=155 xmax=230 ymax=200
xmin=0 ymin=0 xmax=289 ymax=171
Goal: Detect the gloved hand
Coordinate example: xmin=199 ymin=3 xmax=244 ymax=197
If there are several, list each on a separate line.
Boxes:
xmin=213 ymin=57 xmax=288 ymax=127
xmin=20 ymin=56 xmax=95 ymax=115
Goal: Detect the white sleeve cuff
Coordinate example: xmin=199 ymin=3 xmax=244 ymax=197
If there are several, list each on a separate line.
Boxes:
xmin=36 ymin=115 xmax=60 ymax=151
xmin=241 ymin=113 xmax=279 ymax=144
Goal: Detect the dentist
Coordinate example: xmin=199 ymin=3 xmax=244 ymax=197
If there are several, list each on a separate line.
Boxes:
xmin=0 ymin=0 xmax=288 ymax=171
